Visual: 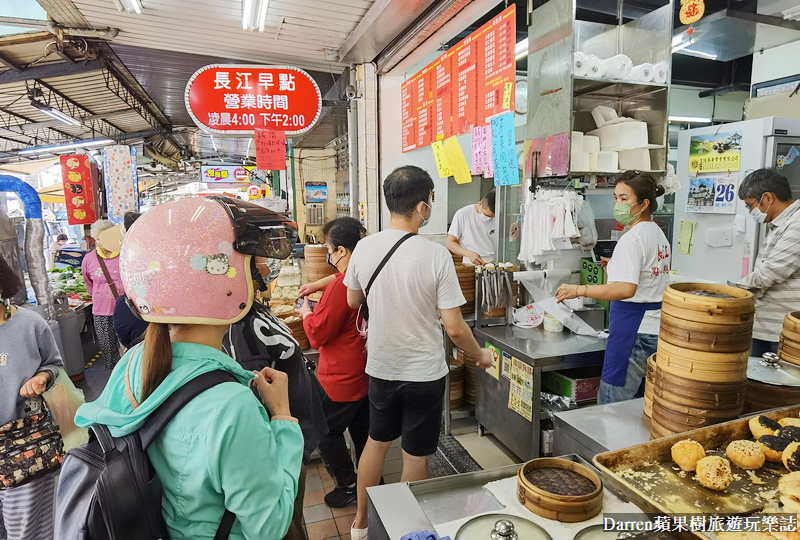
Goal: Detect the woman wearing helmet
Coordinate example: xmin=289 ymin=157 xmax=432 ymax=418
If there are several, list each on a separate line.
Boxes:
xmin=73 ymin=197 xmax=303 ymax=539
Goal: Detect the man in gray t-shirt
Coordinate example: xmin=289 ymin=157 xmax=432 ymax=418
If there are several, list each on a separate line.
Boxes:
xmin=345 ymin=166 xmax=491 ymax=539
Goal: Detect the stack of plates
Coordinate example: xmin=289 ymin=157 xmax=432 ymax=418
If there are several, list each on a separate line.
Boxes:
xmin=455 ymin=264 xmax=476 ymax=316
xmin=457 ymin=347 xmax=477 ymax=405
xmin=780 ymin=312 xmax=800 ymax=366
xmin=652 ymin=283 xmax=754 ymax=438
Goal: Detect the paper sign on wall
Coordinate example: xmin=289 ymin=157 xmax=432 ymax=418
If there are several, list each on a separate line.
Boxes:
xmin=490 ymin=112 xmax=518 ymax=186
xmin=443 ymin=136 xmax=472 ymax=185
xmin=678 ymin=219 xmax=697 ymax=255
xmin=431 ymin=140 xmax=451 ymax=178
xmin=483 ymin=128 xmax=494 ymax=178
xmin=705 ymin=226 xmax=732 ymax=248
xmin=471 ymin=125 xmax=488 ymax=175
xmin=255 ymin=129 xmax=286 ymax=170
xmin=501 ymin=351 xmax=512 ymax=380
xmin=508 ymin=356 xmax=533 ymax=422
xmin=689 ymin=131 xmax=742 ymax=174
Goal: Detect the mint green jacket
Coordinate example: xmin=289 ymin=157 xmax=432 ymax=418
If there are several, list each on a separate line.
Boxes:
xmin=75 ymin=343 xmax=303 ymax=540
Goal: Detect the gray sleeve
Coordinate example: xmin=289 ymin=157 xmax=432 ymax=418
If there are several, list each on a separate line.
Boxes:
xmin=36 ymin=321 xmax=63 ymax=391
xmin=436 ymin=248 xmax=466 ymax=309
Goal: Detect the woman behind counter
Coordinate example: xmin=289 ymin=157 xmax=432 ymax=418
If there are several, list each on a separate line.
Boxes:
xmin=557 ymin=171 xmax=670 ymax=404
xmin=297 ymin=217 xmax=369 ymax=508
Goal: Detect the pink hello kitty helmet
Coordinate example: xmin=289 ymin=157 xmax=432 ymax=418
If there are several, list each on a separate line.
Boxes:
xmin=120 ymin=197 xmax=297 ymax=325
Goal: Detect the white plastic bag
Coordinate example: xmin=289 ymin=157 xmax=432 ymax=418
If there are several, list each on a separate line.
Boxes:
xmin=513 ymin=303 xmax=544 ymax=328
xmin=43 ymin=368 xmax=89 ymax=451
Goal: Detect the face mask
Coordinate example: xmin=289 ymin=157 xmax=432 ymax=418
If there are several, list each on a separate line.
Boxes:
xmin=326 ymin=252 xmax=342 ymax=270
xmin=477 ymin=210 xmax=493 ymax=222
xmin=749 ymin=195 xmax=770 ymax=224
xmin=419 ymin=201 xmax=432 ymax=227
xmin=614 ymin=201 xmax=643 ymax=226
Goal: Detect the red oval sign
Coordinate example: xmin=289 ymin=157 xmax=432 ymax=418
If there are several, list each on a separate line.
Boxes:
xmin=185 ymin=65 xmax=322 ymax=135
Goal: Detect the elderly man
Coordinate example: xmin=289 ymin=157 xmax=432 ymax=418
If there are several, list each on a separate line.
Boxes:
xmin=737 ymin=168 xmax=800 ymax=356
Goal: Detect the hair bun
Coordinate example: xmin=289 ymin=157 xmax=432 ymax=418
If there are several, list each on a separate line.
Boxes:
xmin=654 ymin=184 xmax=666 ymax=198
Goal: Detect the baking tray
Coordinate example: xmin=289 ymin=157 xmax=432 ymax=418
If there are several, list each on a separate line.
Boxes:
xmin=593 ymin=405 xmax=800 ymax=539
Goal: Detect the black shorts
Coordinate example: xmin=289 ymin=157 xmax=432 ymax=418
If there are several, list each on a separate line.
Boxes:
xmin=368 ymin=375 xmax=446 ymax=457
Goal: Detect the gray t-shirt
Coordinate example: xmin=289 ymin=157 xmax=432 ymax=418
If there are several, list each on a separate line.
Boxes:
xmin=344 ymin=229 xmax=465 ymax=382
xmin=0 ymin=307 xmax=62 ymax=425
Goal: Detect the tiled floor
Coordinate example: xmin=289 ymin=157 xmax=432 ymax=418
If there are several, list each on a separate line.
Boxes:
xmin=303 ymin=438 xmax=404 ymax=540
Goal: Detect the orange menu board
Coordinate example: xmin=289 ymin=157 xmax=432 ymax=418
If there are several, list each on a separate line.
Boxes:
xmin=401 ymin=4 xmax=516 ymax=153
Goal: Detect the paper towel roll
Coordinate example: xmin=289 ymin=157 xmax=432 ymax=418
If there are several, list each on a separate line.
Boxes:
xmin=573 ymin=52 xmax=589 ymax=77
xmin=603 ymin=54 xmax=633 ymax=80
xmin=630 ymin=63 xmax=655 ymax=82
xmin=653 ymin=61 xmax=669 ymax=84
xmin=584 ymin=55 xmax=604 ymax=78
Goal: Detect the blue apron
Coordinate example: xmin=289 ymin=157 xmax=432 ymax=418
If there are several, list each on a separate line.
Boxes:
xmin=602 ymin=300 xmax=662 ymax=387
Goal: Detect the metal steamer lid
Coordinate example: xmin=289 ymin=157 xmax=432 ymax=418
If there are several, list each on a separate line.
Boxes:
xmin=747 ymin=353 xmax=800 ymax=387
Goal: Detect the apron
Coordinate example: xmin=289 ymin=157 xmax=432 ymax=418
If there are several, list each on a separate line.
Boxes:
xmin=602 ymin=300 xmax=662 ymax=386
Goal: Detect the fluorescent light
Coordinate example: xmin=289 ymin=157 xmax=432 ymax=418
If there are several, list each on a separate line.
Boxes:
xmin=30 ymin=100 xmax=82 ymax=126
xmin=669 ymin=116 xmax=712 ymax=123
xmin=112 ymin=0 xmax=142 ymax=13
xmin=39 ymin=107 xmax=82 ymax=126
xmin=19 ymin=139 xmax=115 ymax=156
xmin=210 ymin=136 xmax=218 ymax=152
xmin=515 ymin=38 xmax=529 ymax=61
xmin=242 ymin=0 xmax=269 ymax=32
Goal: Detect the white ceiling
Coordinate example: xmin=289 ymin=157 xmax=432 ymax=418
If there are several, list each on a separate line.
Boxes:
xmin=66 ymin=0 xmax=375 ymax=73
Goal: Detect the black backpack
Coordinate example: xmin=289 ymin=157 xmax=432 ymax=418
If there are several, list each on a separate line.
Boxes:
xmin=55 ymin=370 xmax=237 ymax=539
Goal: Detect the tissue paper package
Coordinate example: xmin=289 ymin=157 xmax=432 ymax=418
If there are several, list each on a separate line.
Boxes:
xmin=618 ymin=148 xmax=652 ymax=170
xmin=591 ymin=105 xmax=618 ymax=128
xmin=571 ymin=152 xmax=590 ymax=171
xmin=582 ymin=135 xmax=600 ymax=153
xmin=588 ymin=121 xmax=649 ymax=150
xmin=596 ymin=151 xmax=619 ymax=172
xmin=571 ymin=131 xmax=584 ymax=153
xmin=589 ymin=153 xmax=598 ymax=171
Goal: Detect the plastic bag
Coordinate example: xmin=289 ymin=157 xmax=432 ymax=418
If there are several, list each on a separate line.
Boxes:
xmin=575 ymin=198 xmax=598 ymax=251
xmin=43 ymin=368 xmax=89 ymax=451
xmin=513 ymin=303 xmax=544 ymax=328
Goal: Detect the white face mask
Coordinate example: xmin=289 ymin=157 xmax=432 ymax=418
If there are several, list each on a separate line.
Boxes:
xmin=419 ymin=201 xmax=432 ymax=227
xmin=477 ymin=209 xmax=493 ymax=222
xmin=749 ymin=195 xmax=770 ymax=224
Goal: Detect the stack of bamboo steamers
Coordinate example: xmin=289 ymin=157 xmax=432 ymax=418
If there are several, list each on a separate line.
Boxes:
xmin=650 ymin=283 xmax=755 ymax=439
xmin=304 ymin=244 xmax=337 ymax=283
xmin=780 ymin=312 xmax=800 ymax=366
xmin=455 ymin=263 xmax=476 ymax=316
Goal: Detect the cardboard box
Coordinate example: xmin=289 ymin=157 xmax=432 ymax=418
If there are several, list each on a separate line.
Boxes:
xmin=542 ymin=367 xmax=602 ymax=402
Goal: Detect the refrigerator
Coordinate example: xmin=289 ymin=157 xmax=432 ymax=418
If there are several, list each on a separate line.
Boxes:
xmin=672 ymin=117 xmax=800 ymax=284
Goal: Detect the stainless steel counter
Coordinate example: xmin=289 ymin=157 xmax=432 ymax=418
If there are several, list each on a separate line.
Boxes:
xmin=553 ymin=398 xmax=652 ymax=462
xmin=473 ymin=325 xmax=607 ymax=460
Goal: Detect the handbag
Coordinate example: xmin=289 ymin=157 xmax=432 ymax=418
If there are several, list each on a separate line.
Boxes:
xmin=360 ymin=232 xmax=415 ymax=322
xmin=96 ymin=254 xmax=120 ymax=299
xmin=0 ymin=397 xmax=64 ymax=489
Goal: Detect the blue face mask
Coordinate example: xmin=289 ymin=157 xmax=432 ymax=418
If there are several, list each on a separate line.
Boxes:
xmin=419 ymin=201 xmax=432 ymax=227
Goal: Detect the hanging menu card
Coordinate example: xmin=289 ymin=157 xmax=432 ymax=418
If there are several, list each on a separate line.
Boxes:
xmin=401 ymin=4 xmax=516 ymax=153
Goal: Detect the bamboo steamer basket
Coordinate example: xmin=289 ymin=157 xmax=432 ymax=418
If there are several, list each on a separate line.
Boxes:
xmin=659 ymin=322 xmax=752 ymax=353
xmin=450 ymin=361 xmax=464 ymax=409
xmin=643 ymin=354 xmax=656 ymax=418
xmin=456 ymin=264 xmax=476 ymax=317
xmin=650 ymin=414 xmax=678 ymax=440
xmin=651 ymin=392 xmax=743 ymax=420
xmin=284 ymin=318 xmax=310 ymax=350
xmin=653 ymin=384 xmax=745 ymax=411
xmin=657 ymin=338 xmax=750 ymax=366
xmin=457 ymin=347 xmax=477 ymax=405
xmin=304 ymin=244 xmax=337 ymax=282
xmin=656 ymin=352 xmax=748 ymax=383
xmin=744 ymin=379 xmax=800 ymax=414
xmin=781 ymin=327 xmax=800 ymax=344
xmin=654 ymin=367 xmax=747 ymax=394
xmin=517 ymin=458 xmax=603 ymax=522
xmin=779 ymin=336 xmax=800 ymax=358
xmin=785 ymin=312 xmax=800 ymax=334
xmin=659 ymin=311 xmax=752 ymax=336
xmin=663 ymin=283 xmax=755 ymax=312
xmin=661 ymin=301 xmax=754 ymax=326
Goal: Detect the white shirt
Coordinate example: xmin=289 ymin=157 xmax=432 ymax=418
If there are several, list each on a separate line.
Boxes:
xmin=607 ymin=221 xmax=671 ymax=335
xmin=344 ymin=229 xmax=466 ymax=382
xmin=448 ymin=204 xmax=496 ymax=263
